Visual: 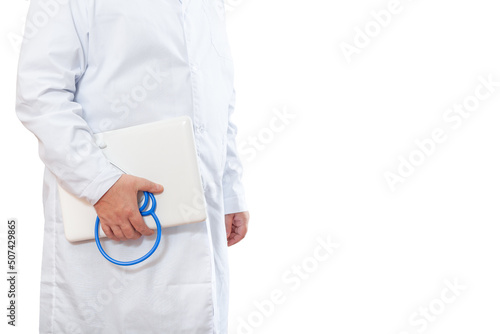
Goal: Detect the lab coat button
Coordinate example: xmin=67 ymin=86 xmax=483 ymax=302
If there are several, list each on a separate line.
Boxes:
xmin=196 ymin=125 xmax=205 ymax=134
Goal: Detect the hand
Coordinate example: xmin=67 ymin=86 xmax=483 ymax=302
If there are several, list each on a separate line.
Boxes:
xmin=225 ymin=211 xmax=250 ymax=247
xmin=94 ymin=174 xmax=164 ymax=241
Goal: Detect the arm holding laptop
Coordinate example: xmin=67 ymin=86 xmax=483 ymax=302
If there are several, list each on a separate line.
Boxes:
xmin=15 ymin=2 xmax=163 ymax=243
xmin=16 ymin=0 xmax=249 ymax=246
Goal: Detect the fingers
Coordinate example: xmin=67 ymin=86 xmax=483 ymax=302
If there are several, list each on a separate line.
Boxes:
xmin=128 ymin=210 xmax=155 ymax=237
xmin=136 ymin=177 xmax=164 ymax=194
xmin=110 ymin=225 xmax=126 ymax=241
xmin=227 ymin=224 xmax=248 ymax=246
xmin=101 ymin=224 xmax=120 ymax=242
xmin=227 ymin=234 xmax=242 ymax=247
xmin=226 ymin=211 xmax=250 ymax=247
xmin=94 ymin=175 xmax=162 ymax=242
xmin=225 ymin=214 xmax=235 ymax=238
xmin=120 ymin=221 xmax=142 ymax=239
xmin=100 ymin=217 xmax=147 ymax=241
xmin=99 ymin=206 xmax=143 ymax=241
xmin=126 ymin=176 xmax=160 ymax=236
xmin=227 ymin=216 xmax=249 ymax=247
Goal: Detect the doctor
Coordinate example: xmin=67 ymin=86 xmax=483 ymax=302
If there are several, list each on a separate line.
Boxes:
xmin=15 ymin=0 xmax=249 ymax=333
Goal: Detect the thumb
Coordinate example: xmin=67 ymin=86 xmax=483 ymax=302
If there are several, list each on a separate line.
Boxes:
xmin=136 ymin=177 xmax=164 ymax=193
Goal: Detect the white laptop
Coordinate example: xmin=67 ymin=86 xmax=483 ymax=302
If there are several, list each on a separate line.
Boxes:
xmin=58 ymin=116 xmax=207 ymax=242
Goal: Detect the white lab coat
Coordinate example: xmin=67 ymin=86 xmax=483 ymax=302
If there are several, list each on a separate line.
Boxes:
xmin=15 ymin=0 xmax=247 ymax=333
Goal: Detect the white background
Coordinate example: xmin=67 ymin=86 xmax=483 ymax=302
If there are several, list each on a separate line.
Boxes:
xmin=1 ymin=0 xmax=500 ymax=333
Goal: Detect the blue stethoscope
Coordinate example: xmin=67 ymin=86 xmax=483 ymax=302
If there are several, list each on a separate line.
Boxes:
xmin=94 ymin=191 xmax=161 ymax=266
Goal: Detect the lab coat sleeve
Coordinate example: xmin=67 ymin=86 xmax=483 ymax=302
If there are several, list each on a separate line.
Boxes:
xmin=15 ymin=0 xmax=123 ymax=205
xmin=222 ymin=88 xmax=248 ymax=214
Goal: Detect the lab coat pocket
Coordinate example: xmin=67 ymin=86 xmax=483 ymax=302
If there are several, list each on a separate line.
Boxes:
xmin=203 ymin=0 xmax=233 ymax=61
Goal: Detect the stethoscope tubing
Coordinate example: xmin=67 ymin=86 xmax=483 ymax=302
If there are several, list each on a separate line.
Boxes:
xmin=94 ymin=191 xmax=161 ymax=266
